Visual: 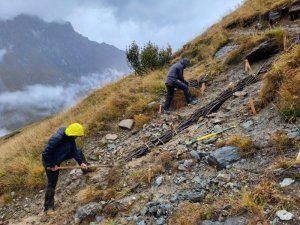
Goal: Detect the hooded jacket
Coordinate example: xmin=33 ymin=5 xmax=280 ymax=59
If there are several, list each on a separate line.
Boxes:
xmin=42 ymin=127 xmax=83 ymax=168
xmin=165 ymin=58 xmax=189 ymax=84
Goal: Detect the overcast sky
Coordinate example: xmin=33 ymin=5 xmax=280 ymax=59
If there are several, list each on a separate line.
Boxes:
xmin=0 ymin=0 xmax=243 ymax=50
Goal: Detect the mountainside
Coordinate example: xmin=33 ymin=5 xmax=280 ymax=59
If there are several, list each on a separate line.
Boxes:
xmin=0 ymin=0 xmax=299 ymax=225
xmin=0 ymin=14 xmax=129 ymax=90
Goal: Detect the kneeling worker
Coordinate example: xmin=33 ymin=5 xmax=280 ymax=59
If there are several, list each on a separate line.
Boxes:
xmin=42 ymin=122 xmax=89 ymax=214
xmin=164 ymin=58 xmax=197 ymax=113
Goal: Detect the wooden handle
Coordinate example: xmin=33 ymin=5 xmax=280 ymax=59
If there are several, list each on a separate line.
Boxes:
xmin=57 ymin=164 xmax=113 ymax=170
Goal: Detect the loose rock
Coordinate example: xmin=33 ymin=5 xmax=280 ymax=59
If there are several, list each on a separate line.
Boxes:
xmin=207 ymin=146 xmax=241 ymax=170
xmin=105 ymin=134 xmax=118 ymax=141
xmin=276 ymin=210 xmax=293 ymax=221
xmin=280 ymin=178 xmax=295 ymax=187
xmin=119 ymin=119 xmax=135 ymax=130
xmin=74 ymin=202 xmax=102 ymax=224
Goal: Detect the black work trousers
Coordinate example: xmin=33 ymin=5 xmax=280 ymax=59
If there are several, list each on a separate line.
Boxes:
xmin=44 ymin=149 xmax=87 ymax=211
xmin=164 ymin=80 xmax=193 ymax=110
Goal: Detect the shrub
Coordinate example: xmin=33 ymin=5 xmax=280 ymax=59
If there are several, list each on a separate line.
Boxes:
xmin=271 ymin=131 xmax=293 ymax=152
xmin=126 ymin=41 xmax=172 ymax=75
xmin=226 ymin=135 xmax=256 ymax=157
xmin=77 ymin=187 xmax=103 ymax=204
xmin=260 ymin=45 xmax=300 ymax=119
xmin=134 ymin=114 xmax=151 ymax=129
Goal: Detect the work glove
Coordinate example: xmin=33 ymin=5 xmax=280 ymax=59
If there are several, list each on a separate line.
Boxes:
xmin=47 ymin=165 xmax=59 ymax=171
xmin=80 ymin=163 xmax=88 ymax=170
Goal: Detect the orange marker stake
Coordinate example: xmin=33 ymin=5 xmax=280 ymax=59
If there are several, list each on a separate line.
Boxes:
xmin=201 ymin=82 xmax=206 ymax=96
xmin=158 ymin=104 xmax=162 ymax=114
xmin=296 ymin=150 xmax=300 ymax=162
xmin=227 ymin=82 xmax=234 ymax=90
xmin=249 ymin=96 xmax=257 ymax=115
xmin=244 ymin=59 xmax=254 ymax=75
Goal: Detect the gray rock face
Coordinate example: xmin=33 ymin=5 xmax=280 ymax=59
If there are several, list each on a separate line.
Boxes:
xmin=74 ymin=202 xmax=102 ymax=223
xmin=207 ymin=146 xmax=241 ymax=170
xmin=214 ymin=43 xmax=238 ymax=59
xmin=119 ymin=119 xmax=135 ymax=129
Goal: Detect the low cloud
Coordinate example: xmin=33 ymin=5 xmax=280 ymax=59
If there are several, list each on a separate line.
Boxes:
xmin=0 ymin=49 xmax=7 ymax=62
xmin=0 ymin=69 xmax=124 ymax=136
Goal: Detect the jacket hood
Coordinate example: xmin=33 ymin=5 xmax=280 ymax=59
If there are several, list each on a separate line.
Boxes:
xmin=180 ymin=58 xmax=189 ymax=68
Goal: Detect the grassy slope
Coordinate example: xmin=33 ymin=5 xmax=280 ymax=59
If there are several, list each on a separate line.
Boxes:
xmin=0 ymin=0 xmax=298 ymax=195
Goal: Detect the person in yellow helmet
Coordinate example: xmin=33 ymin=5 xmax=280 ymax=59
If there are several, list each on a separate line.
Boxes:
xmin=42 ymin=123 xmax=89 ymax=214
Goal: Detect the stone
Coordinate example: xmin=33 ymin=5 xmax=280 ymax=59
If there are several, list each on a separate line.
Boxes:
xmin=212 ymin=118 xmax=223 ymax=124
xmin=137 ymin=220 xmax=146 ymax=225
xmin=177 ymin=176 xmax=187 ymax=184
xmin=155 ymin=175 xmax=164 ymax=187
xmin=233 ymin=91 xmax=247 ymax=98
xmin=190 ymin=150 xmax=201 ymax=161
xmin=156 ymin=217 xmax=165 ymax=225
xmin=119 ymin=119 xmax=135 ymax=130
xmin=184 ymin=191 xmax=206 ymax=202
xmin=95 ymin=215 xmax=104 ymax=222
xmin=216 ymin=173 xmax=231 ymax=182
xmin=279 ymin=178 xmax=295 ymax=188
xmin=240 ymin=120 xmax=253 ymax=130
xmin=148 ymin=101 xmax=157 ymax=107
xmin=74 ymin=202 xmax=102 ymax=224
xmin=105 ymin=134 xmax=118 ymax=141
xmin=107 ymin=143 xmax=116 ymax=150
xmin=193 ymin=176 xmax=201 ymax=184
xmin=183 ymin=159 xmax=193 ymax=168
xmin=69 ymin=169 xmax=82 ymax=179
xmin=213 ymin=125 xmax=222 ymax=132
xmin=116 ymin=196 xmax=136 ymax=211
xmin=162 ymin=124 xmax=169 ymax=130
xmin=207 ymin=146 xmax=241 ymax=170
xmin=276 ymin=210 xmax=293 ymax=221
xmin=202 ymin=216 xmax=248 ymax=225
xmin=178 ymin=164 xmax=187 ymax=171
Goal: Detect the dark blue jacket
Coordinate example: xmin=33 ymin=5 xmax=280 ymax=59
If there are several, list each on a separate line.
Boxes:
xmin=42 ymin=128 xmax=83 ymax=168
xmin=165 ymin=58 xmax=189 ymax=84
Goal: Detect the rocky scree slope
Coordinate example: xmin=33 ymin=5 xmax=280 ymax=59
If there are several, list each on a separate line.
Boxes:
xmin=1 ymin=8 xmax=300 ymax=225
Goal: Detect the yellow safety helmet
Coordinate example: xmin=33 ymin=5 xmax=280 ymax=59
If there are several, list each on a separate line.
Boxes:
xmin=65 ymin=123 xmax=84 ymax=136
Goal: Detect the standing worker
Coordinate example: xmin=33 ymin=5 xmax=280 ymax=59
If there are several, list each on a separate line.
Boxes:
xmin=42 ymin=123 xmax=90 ymax=215
xmin=164 ymin=58 xmax=197 ymax=113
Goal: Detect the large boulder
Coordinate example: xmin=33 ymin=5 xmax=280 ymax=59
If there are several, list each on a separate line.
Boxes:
xmin=207 ymin=146 xmax=241 ymax=170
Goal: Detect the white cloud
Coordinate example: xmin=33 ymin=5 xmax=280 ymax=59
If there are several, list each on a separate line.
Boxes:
xmin=0 ymin=128 xmax=9 ymax=137
xmin=0 ymin=49 xmax=7 ymax=62
xmin=0 ymin=69 xmax=124 ymax=134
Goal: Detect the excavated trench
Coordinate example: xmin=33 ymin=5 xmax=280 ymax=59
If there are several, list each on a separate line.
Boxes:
xmin=124 ymin=61 xmax=271 ymax=161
